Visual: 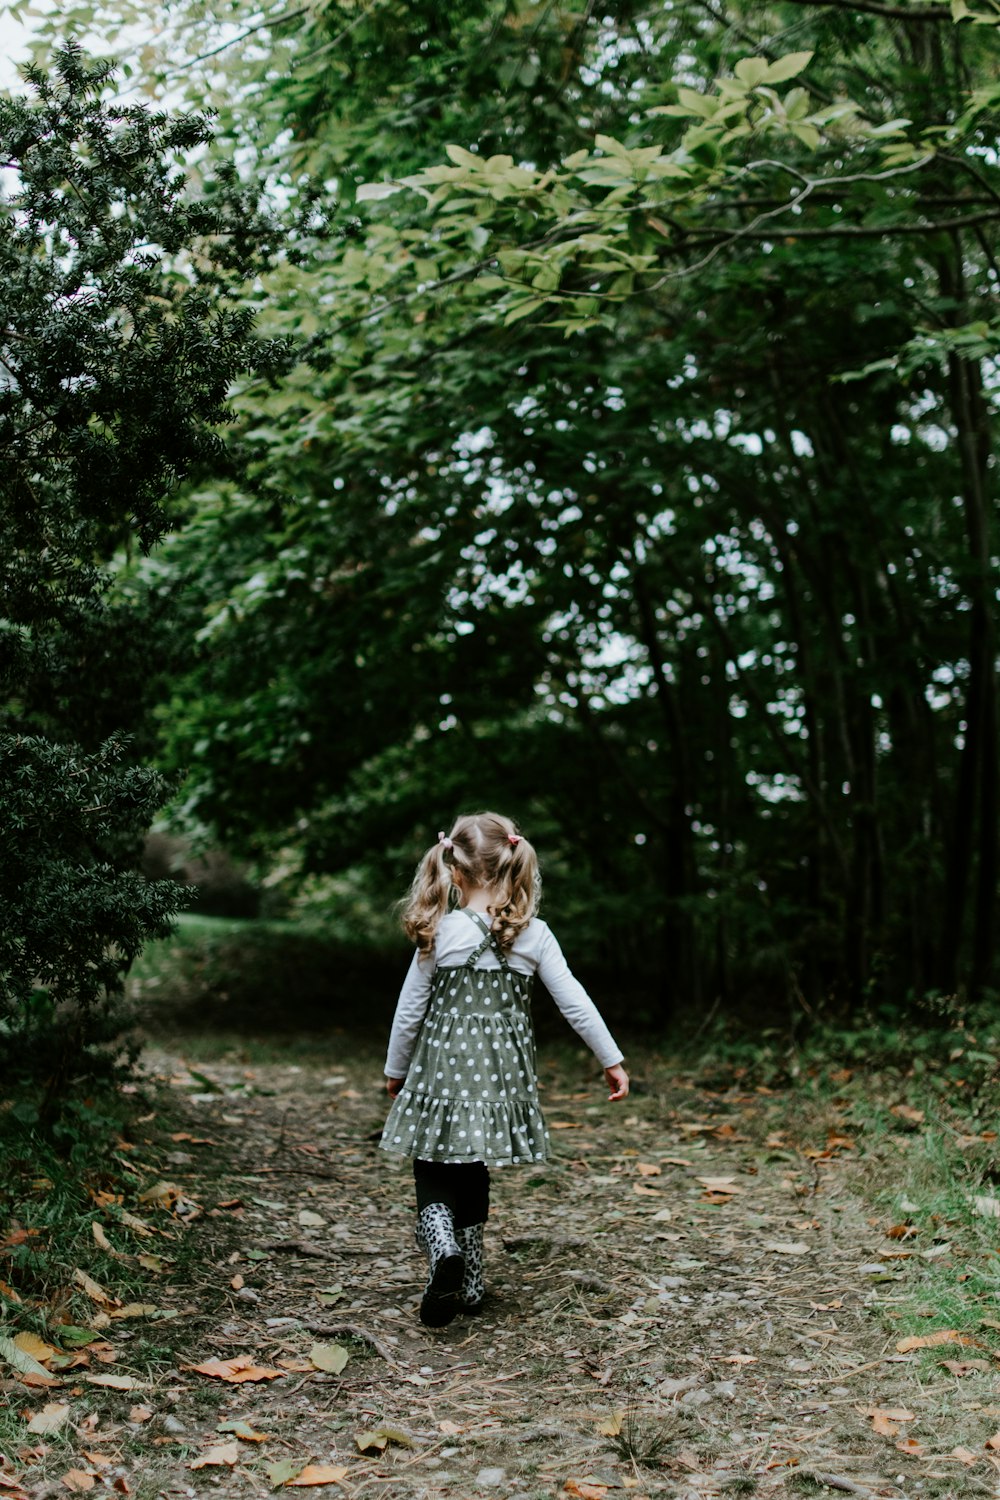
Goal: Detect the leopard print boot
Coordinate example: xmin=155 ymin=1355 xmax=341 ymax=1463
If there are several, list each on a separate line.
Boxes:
xmin=456 ymin=1223 xmax=486 ymax=1314
xmin=414 ymin=1204 xmax=465 ymax=1328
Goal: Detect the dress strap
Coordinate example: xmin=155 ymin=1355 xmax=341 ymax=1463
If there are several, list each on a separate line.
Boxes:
xmin=463 ymin=910 xmax=510 ymax=972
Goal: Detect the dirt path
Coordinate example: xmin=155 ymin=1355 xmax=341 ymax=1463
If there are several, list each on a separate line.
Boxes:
xmin=10 ymin=1046 xmax=994 ymax=1499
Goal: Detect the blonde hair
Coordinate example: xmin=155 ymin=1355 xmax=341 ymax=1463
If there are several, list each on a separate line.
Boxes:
xmin=402 ymin=811 xmax=540 ymax=956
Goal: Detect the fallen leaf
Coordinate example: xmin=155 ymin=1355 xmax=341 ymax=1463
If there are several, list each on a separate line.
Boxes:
xmin=309 ymin=1343 xmax=349 ymax=1375
xmin=563 ymin=1482 xmax=608 ymax=1500
xmin=985 ymin=1433 xmax=1000 ymax=1451
xmin=85 ymin=1375 xmax=146 ymax=1390
xmin=354 ymin=1426 xmax=414 ymax=1454
xmin=109 ymin=1305 xmax=160 ymax=1321
xmin=633 ymin=1184 xmax=663 ymax=1196
xmin=297 ymin=1211 xmax=326 ymax=1228
xmin=56 ymin=1327 xmax=100 ymax=1349
xmin=27 ymin=1402 xmax=71 ymax=1434
xmin=437 ymin=1420 xmax=464 ymax=1435
xmin=886 ymin=1224 xmax=917 ymax=1240
xmin=129 ymin=1406 xmax=153 ymax=1423
xmin=765 ymin=1242 xmax=809 ymax=1255
xmin=136 ymin=1254 xmax=171 ymax=1274
xmin=187 ymin=1355 xmax=283 ymax=1383
xmin=217 ymin=1420 xmax=270 ymax=1443
xmin=635 ymin=1163 xmax=661 ymax=1177
xmin=895 ymin=1437 xmax=925 ymax=1455
xmin=189 ymin=1442 xmax=240 ymax=1470
xmin=940 ymin=1359 xmax=991 ymax=1376
xmin=72 ymin=1270 xmax=118 ymax=1309
xmin=896 ymin=1330 xmax=975 ymax=1353
xmin=286 ymin=1465 xmax=350 ymax=1487
xmin=720 ymin=1354 xmax=757 ymax=1365
xmin=549 ymin=1121 xmax=583 ymax=1130
xmin=267 ymin=1461 xmax=308 ymax=1487
xmin=867 ymin=1406 xmax=914 ymax=1436
xmin=0 ymin=1336 xmax=60 ymax=1385
xmin=890 ymin=1104 xmax=925 ymax=1124
xmin=80 ymin=1454 xmax=113 ymax=1470
xmin=594 ymin=1410 xmax=624 ymax=1436
xmin=695 ymin=1176 xmax=742 ymax=1193
xmin=972 ymin=1197 xmax=1000 ymax=1218
xmin=952 ymin=1446 xmax=979 ymax=1465
xmin=60 ymin=1473 xmax=96 ymax=1493
xmin=118 ymin=1212 xmax=154 ymax=1238
xmin=230 ymin=1275 xmax=244 ymax=1291
xmin=12 ymin=1333 xmax=61 ymax=1366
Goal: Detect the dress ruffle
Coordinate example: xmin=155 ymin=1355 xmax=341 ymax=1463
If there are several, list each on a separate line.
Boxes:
xmin=380 ymin=955 xmax=548 ymax=1166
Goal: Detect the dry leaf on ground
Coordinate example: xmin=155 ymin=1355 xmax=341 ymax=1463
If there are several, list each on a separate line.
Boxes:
xmin=285 ymin=1465 xmax=350 ymax=1487
xmin=896 ymin=1330 xmax=975 ymax=1352
xmin=896 ymin=1437 xmax=925 ymax=1455
xmin=867 ymin=1406 xmax=914 ymax=1436
xmin=890 ymin=1105 xmax=925 ymax=1124
xmin=187 ymin=1355 xmax=283 ymax=1383
xmin=26 ymin=1402 xmax=71 ymax=1434
xmin=60 ymin=1472 xmax=96 ymax=1493
xmin=189 ymin=1442 xmax=240 ymax=1470
xmin=0 ymin=1336 xmax=60 ymax=1385
xmin=72 ymin=1270 xmax=118 ymax=1309
xmin=355 ymin=1426 xmax=414 ymax=1454
xmin=308 ymin=1343 xmax=348 ymax=1374
xmin=217 ymin=1420 xmax=271 ymax=1443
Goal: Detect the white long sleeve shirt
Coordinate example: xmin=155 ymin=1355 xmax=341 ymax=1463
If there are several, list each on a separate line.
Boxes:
xmin=384 ymin=910 xmax=624 ymax=1079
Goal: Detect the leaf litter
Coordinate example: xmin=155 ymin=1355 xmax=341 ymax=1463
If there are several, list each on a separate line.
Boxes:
xmin=6 ymin=1045 xmax=1000 ymax=1497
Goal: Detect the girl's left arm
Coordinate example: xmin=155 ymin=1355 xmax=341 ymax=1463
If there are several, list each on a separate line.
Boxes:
xmin=384 ymin=949 xmax=434 ymax=1082
xmin=534 ymin=925 xmax=626 ymax=1083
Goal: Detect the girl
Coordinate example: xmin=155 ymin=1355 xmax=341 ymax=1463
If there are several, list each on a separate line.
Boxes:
xmin=381 ymin=811 xmax=628 ymax=1328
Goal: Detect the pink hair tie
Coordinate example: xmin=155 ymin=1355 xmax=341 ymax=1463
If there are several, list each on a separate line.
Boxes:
xmin=437 ymin=831 xmax=454 ymax=851
xmin=508 ymin=834 xmax=521 ymax=846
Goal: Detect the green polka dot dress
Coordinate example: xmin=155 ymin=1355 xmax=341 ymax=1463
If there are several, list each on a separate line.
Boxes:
xmin=380 ymin=913 xmax=550 ymax=1167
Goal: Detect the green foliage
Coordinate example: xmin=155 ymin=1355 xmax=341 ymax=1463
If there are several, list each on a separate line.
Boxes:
xmin=19 ymin=7 xmax=1000 ymax=1016
xmin=0 ymin=47 xmax=294 ymax=1110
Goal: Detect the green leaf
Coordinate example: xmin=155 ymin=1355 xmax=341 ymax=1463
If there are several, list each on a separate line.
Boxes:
xmin=309 ymin=1342 xmax=349 ymax=1373
xmin=763 ymin=51 xmax=814 ymax=84
xmin=355 ymin=181 xmax=402 ymax=201
xmin=444 ymin=143 xmax=480 ymax=168
xmin=734 ymin=57 xmax=770 ymax=89
xmin=267 ymin=1459 xmax=308 ymax=1488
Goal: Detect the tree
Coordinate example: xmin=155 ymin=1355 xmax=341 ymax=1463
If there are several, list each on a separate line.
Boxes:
xmin=29 ymin=4 xmax=1000 ymax=1015
xmin=0 ymin=45 xmax=292 ymax=1115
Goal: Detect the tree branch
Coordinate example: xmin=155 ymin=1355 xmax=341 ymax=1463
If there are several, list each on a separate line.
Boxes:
xmin=779 ymin=0 xmax=952 ymax=20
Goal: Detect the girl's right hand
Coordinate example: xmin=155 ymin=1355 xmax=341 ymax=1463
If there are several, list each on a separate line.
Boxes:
xmin=386 ymin=1076 xmax=404 ymax=1098
xmin=605 ymin=1064 xmax=629 ymax=1102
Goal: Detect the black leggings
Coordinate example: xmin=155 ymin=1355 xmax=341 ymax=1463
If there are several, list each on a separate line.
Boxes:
xmin=413 ymin=1159 xmax=490 ymax=1229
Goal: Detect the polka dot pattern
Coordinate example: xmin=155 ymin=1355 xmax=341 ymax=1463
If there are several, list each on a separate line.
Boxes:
xmin=380 ymin=930 xmax=551 ymax=1168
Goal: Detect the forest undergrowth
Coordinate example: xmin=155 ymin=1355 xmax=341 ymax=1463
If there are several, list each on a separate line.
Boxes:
xmin=3 ymin=1011 xmax=1000 ymax=1500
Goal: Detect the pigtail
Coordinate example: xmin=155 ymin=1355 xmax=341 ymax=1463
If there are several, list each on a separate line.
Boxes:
xmin=401 ymin=841 xmax=454 ymax=956
xmin=488 ymin=824 xmax=540 ymax=951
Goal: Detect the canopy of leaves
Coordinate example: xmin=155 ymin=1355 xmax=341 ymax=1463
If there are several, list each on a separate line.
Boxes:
xmin=0 ymin=46 xmax=294 ymax=1106
xmin=25 ymin=4 xmax=1000 ymax=1016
